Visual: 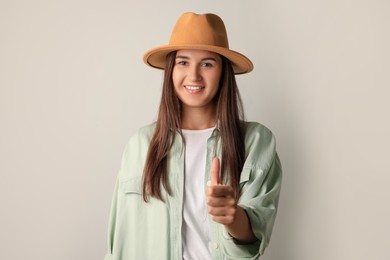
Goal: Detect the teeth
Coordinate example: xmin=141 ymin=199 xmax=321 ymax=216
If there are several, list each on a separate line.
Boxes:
xmin=185 ymin=85 xmax=203 ymax=90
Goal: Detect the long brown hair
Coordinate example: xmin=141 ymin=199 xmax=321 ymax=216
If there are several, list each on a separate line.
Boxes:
xmin=142 ymin=51 xmax=246 ymax=202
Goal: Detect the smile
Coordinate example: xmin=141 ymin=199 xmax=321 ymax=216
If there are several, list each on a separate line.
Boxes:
xmin=184 ymin=85 xmax=205 ymax=94
xmin=184 ymin=85 xmax=205 ymax=90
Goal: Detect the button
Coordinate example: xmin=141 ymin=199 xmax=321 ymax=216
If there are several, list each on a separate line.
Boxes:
xmin=213 ymin=242 xmax=219 ymax=249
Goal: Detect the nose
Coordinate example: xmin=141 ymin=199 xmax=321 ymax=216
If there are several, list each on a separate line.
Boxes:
xmin=189 ymin=65 xmax=202 ymax=82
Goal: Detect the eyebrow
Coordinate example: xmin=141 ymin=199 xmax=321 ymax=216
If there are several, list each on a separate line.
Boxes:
xmin=175 ymin=55 xmax=217 ymax=62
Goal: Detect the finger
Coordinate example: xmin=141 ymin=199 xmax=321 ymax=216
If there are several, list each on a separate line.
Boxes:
xmin=207 ymin=185 xmax=234 ymax=197
xmin=208 ymin=206 xmax=237 ymax=218
xmin=211 ymin=157 xmax=220 ymax=185
xmin=206 ymin=196 xmax=236 ymax=207
xmin=210 ymin=215 xmax=235 ymax=225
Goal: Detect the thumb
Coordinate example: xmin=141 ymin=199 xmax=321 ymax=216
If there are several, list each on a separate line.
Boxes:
xmin=211 ymin=157 xmax=220 ymax=185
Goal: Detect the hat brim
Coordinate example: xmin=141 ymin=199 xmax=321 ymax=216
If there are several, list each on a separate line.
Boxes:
xmin=143 ymin=44 xmax=253 ymax=75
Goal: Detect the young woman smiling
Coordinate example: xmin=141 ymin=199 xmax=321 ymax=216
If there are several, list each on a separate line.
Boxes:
xmin=105 ymin=12 xmax=282 ymax=260
xmin=172 ymin=50 xmax=222 ymax=129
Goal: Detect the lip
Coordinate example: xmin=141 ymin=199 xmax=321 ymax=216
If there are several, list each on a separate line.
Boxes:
xmin=184 ymin=85 xmax=205 ymax=94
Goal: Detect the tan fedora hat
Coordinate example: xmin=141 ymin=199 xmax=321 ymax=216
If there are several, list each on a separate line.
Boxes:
xmin=143 ymin=12 xmax=253 ymax=74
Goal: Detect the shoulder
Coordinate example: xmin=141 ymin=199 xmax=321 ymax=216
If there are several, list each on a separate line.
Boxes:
xmin=118 ymin=122 xmax=156 ymax=178
xmin=243 ymin=121 xmax=277 ymax=170
xmin=245 ymin=121 xmax=274 ymax=140
xmin=121 ymin=122 xmax=157 ymax=153
xmin=124 ymin=121 xmax=156 ymax=155
xmin=128 ymin=122 xmax=156 ymax=144
xmin=244 ymin=121 xmax=275 ymax=149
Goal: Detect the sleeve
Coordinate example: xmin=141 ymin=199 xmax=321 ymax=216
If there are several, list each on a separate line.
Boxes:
xmin=103 ymin=126 xmax=154 ymax=260
xmin=218 ymin=153 xmax=282 ymax=259
xmin=216 ymin=153 xmax=282 ymax=260
xmin=104 ymin=135 xmax=134 ymax=260
xmin=104 ymin=178 xmax=119 ymax=260
xmin=239 ymin=153 xmax=282 ymax=256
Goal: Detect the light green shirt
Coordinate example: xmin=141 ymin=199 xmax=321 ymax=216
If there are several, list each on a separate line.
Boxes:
xmin=104 ymin=122 xmax=282 ymax=260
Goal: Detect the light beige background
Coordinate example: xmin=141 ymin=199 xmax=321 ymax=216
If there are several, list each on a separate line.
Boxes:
xmin=1 ymin=0 xmax=389 ymax=259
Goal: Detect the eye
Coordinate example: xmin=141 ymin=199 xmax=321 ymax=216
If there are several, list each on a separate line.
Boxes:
xmin=201 ymin=62 xmax=213 ymax=67
xmin=176 ymin=60 xmax=188 ymax=66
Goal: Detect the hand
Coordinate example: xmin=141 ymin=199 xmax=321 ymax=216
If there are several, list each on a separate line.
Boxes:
xmin=206 ymin=157 xmax=237 ymax=225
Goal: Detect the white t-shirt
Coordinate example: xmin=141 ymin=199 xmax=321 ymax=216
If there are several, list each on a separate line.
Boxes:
xmin=181 ymin=127 xmax=215 ymax=260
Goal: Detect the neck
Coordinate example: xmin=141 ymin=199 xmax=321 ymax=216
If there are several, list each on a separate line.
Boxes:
xmin=180 ymin=105 xmax=217 ymax=130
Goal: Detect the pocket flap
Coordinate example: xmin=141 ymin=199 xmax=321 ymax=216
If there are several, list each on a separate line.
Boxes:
xmin=121 ymin=176 xmax=142 ymax=194
xmin=240 ymin=167 xmax=251 ymax=184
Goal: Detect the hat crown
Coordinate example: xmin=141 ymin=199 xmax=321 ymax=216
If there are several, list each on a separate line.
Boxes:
xmin=143 ymin=12 xmax=253 ymax=74
xmin=169 ymin=12 xmax=229 ymax=48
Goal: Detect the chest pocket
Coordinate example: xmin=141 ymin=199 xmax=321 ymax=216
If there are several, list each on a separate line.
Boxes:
xmin=121 ymin=176 xmax=142 ymax=195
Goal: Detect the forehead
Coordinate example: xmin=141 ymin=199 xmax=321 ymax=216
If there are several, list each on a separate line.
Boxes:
xmin=175 ymin=49 xmax=221 ymax=61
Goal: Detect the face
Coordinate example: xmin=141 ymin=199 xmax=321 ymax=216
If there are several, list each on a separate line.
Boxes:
xmin=172 ymin=49 xmax=222 ymax=112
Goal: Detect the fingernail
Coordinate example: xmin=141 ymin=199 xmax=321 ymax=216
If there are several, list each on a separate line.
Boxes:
xmin=207 ymin=180 xmax=211 ymax=187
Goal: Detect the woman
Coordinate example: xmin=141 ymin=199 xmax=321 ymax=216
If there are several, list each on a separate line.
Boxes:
xmin=105 ymin=12 xmax=282 ymax=260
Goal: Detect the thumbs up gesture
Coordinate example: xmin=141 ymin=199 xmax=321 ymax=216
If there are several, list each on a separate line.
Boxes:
xmin=206 ymin=157 xmax=237 ymax=225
